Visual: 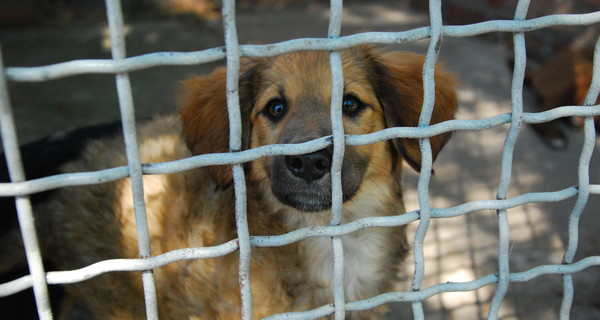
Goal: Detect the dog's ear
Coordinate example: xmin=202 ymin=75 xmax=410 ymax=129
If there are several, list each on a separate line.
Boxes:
xmin=179 ymin=60 xmax=260 ymax=188
xmin=370 ymin=50 xmax=457 ymax=172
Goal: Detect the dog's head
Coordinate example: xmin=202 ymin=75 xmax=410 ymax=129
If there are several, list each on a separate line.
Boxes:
xmin=179 ymin=47 xmax=457 ymax=212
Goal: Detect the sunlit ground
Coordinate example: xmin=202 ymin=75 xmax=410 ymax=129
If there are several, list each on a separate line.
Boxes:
xmin=398 ymin=41 xmax=600 ymax=319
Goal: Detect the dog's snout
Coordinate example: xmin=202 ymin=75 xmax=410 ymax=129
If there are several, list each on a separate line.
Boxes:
xmin=285 ymin=149 xmax=331 ymax=183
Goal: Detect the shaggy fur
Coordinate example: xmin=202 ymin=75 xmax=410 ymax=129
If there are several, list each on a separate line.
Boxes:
xmin=1 ymin=47 xmax=457 ymax=319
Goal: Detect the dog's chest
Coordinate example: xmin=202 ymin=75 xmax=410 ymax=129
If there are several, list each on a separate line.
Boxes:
xmin=279 ymin=188 xmax=401 ymax=304
xmin=306 ymin=230 xmax=386 ymax=300
xmin=294 ymin=223 xmax=390 ymax=303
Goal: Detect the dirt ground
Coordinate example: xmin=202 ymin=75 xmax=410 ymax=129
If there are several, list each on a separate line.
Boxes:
xmin=0 ymin=1 xmax=599 ymax=319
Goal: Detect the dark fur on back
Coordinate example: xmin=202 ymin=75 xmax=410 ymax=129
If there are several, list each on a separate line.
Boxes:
xmin=0 ymin=122 xmax=122 ymax=319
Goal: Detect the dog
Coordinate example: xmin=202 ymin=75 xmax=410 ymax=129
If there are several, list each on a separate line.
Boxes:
xmin=0 ymin=46 xmax=457 ymax=319
xmin=526 ymin=46 xmax=600 ymax=149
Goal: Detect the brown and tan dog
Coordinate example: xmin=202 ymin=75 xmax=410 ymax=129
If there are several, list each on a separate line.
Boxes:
xmin=1 ymin=47 xmax=457 ymax=319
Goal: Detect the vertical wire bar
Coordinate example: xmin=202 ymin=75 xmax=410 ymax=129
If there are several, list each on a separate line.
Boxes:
xmin=409 ymin=0 xmax=442 ymax=318
xmin=488 ymin=1 xmax=530 ymax=318
xmin=329 ymin=52 xmax=346 ymax=319
xmin=0 ymin=46 xmax=54 ymax=320
xmin=221 ymin=1 xmax=253 ymax=319
xmin=104 ymin=0 xmax=159 ymax=318
xmin=559 ymin=36 xmax=600 ymax=320
xmin=328 ymin=1 xmax=345 ymax=318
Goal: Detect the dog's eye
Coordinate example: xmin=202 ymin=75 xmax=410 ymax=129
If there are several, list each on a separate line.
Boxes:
xmin=265 ymin=99 xmax=287 ymax=121
xmin=342 ymin=95 xmax=365 ymax=117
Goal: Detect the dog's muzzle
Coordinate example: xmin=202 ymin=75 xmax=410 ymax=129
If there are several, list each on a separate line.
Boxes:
xmin=270 ymin=146 xmax=364 ymax=212
xmin=285 ymin=149 xmax=331 ymax=183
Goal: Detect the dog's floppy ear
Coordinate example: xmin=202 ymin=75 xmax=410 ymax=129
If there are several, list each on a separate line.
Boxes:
xmin=371 ymin=50 xmax=457 ymax=172
xmin=179 ymin=60 xmax=260 ymax=188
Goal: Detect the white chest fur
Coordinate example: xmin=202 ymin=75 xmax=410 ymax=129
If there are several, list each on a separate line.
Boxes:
xmin=282 ymin=183 xmax=399 ymax=304
xmin=304 ymin=228 xmax=391 ymax=303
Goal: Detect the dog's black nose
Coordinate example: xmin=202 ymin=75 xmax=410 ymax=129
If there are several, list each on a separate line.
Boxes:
xmin=285 ymin=149 xmax=331 ymax=183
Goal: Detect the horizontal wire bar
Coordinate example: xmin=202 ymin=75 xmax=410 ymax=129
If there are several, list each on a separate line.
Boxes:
xmin=0 ymin=239 xmax=240 ymax=297
xmin=6 ymin=48 xmax=227 ymax=82
xmin=0 ymin=137 xmax=331 ymax=196
xmin=443 ymin=12 xmax=600 ymax=37
xmin=4 ymin=233 xmax=599 ymax=310
xmin=264 ymin=304 xmax=334 ymax=320
xmin=6 ymin=31 xmax=431 ymax=81
xmin=348 ymin=256 xmax=600 ymax=310
xmin=263 ymin=255 xmax=600 ymax=320
xmin=0 ymin=185 xmax=589 ymax=297
xmin=2 ymin=106 xmax=599 ymax=197
xmin=522 ymin=105 xmax=600 ymax=123
xmin=5 ymin=12 xmax=600 ymax=82
xmin=433 ymin=186 xmax=580 ymax=218
xmin=252 ymin=186 xmax=580 ymax=248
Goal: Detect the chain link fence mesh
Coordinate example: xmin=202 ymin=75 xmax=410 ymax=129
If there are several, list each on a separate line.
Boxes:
xmin=0 ymin=0 xmax=599 ymax=319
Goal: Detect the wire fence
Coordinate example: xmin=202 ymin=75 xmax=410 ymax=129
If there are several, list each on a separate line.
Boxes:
xmin=0 ymin=0 xmax=599 ymax=319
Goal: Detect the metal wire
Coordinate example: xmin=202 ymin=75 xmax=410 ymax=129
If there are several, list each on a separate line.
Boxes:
xmin=0 ymin=0 xmax=599 ymax=319
xmin=104 ymin=0 xmax=159 ymax=318
xmin=6 ymin=12 xmax=600 ymax=82
xmin=1 ymin=107 xmax=600 ymax=198
xmin=328 ymin=0 xmax=346 ymax=319
xmin=409 ymin=0 xmax=442 ymax=318
xmin=0 ymin=47 xmax=53 ymax=320
xmin=221 ymin=0 xmax=254 ymax=318
xmin=560 ymin=36 xmax=600 ymax=320
xmin=488 ymin=1 xmax=531 ymax=318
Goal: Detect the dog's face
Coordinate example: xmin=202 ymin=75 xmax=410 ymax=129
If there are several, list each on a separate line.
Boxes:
xmin=247 ymin=51 xmax=390 ymax=211
xmin=179 ymin=47 xmax=457 ymax=212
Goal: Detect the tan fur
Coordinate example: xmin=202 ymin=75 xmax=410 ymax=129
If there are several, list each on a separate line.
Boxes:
xmin=5 ymin=47 xmax=457 ymax=319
